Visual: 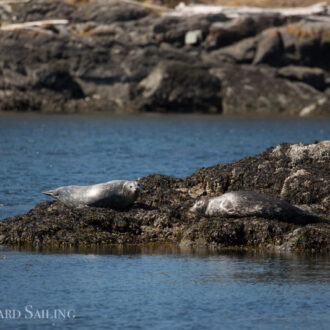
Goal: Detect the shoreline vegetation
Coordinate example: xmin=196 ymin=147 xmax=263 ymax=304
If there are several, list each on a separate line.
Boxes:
xmin=1 ymin=141 xmax=329 ymax=252
xmin=0 ymin=0 xmax=329 ymax=116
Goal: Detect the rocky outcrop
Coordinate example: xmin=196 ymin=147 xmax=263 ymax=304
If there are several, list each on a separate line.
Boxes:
xmin=209 ymin=64 xmax=329 ymax=116
xmin=0 ymin=0 xmax=330 ymax=115
xmin=277 ymin=65 xmax=326 ymax=90
xmin=132 ymin=61 xmax=222 ymax=113
xmin=0 ymin=141 xmax=329 ymax=252
xmin=204 ymin=15 xmax=291 ymax=50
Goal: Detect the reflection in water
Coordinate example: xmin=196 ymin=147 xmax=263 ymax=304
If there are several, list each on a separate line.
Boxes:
xmin=2 ymin=244 xmax=330 ymax=283
xmin=0 ymin=246 xmax=329 ymax=328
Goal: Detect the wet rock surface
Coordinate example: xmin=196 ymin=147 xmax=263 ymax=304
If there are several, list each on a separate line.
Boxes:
xmin=0 ymin=0 xmax=329 ymax=115
xmin=0 ymin=141 xmax=329 ymax=252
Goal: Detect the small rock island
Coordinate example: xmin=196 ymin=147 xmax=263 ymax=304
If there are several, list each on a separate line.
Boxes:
xmin=1 ymin=141 xmax=329 ymax=252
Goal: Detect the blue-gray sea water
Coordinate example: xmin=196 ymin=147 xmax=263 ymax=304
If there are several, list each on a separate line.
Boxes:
xmin=0 ymin=114 xmax=329 ymax=329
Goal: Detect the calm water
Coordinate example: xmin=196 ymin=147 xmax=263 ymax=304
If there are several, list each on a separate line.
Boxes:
xmin=0 ymin=247 xmax=329 ymax=329
xmin=0 ymin=114 xmax=329 ymax=329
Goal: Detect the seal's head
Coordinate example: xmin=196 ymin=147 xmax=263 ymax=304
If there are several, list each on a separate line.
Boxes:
xmin=190 ymin=197 xmax=208 ymax=215
xmin=123 ymin=180 xmax=142 ymax=198
xmin=43 ymin=189 xmax=60 ymax=198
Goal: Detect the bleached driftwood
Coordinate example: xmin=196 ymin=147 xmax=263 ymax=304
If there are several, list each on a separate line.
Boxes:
xmin=3 ymin=26 xmax=56 ymax=35
xmin=304 ymin=15 xmax=330 ymax=22
xmin=121 ymin=0 xmax=171 ymax=12
xmin=168 ymin=2 xmax=329 ymax=18
xmin=0 ymin=0 xmax=30 ymax=5
xmin=0 ymin=19 xmax=69 ymax=31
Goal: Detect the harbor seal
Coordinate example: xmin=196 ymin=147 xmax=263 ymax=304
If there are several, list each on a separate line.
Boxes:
xmin=190 ymin=191 xmax=325 ymax=225
xmin=43 ymin=180 xmax=141 ymax=210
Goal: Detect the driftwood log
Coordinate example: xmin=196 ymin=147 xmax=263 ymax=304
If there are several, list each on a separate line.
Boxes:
xmin=169 ymin=2 xmax=329 ymax=18
xmin=0 ymin=19 xmax=69 ymax=31
xmin=0 ymin=0 xmax=30 ymax=4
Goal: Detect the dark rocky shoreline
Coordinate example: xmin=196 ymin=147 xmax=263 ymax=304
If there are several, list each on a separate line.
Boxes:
xmin=1 ymin=140 xmax=329 ymax=252
xmin=0 ymin=0 xmax=330 ymax=116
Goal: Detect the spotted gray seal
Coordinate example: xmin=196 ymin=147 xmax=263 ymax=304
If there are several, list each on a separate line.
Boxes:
xmin=190 ymin=191 xmax=325 ymax=225
xmin=43 ymin=180 xmax=141 ymax=210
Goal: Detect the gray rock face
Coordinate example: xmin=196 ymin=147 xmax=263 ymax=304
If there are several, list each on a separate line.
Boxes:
xmin=210 ymin=64 xmax=326 ymax=116
xmin=277 ymin=66 xmax=326 ymax=90
xmin=253 ymin=29 xmax=283 ymax=65
xmin=71 ymin=0 xmax=149 ymax=24
xmin=133 ymin=61 xmax=222 ymax=113
xmin=0 ymin=141 xmax=329 ymax=252
xmin=204 ymin=14 xmax=289 ymax=50
xmin=8 ymin=0 xmax=76 ymax=23
xmin=153 ymin=14 xmax=224 ymax=46
xmin=0 ymin=0 xmax=329 ymax=115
